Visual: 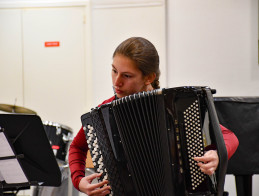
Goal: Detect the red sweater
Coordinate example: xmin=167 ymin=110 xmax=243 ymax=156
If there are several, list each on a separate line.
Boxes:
xmin=68 ymin=96 xmax=239 ymax=190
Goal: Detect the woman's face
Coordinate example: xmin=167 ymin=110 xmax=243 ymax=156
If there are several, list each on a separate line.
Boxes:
xmin=112 ymin=54 xmax=151 ymax=98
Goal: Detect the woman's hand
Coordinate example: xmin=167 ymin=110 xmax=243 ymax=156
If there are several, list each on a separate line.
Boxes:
xmin=78 ymin=173 xmax=111 ymax=196
xmin=194 ymin=150 xmax=219 ymax=175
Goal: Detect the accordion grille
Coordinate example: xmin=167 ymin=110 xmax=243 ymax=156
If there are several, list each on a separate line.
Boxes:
xmin=184 ymin=100 xmax=206 ymax=190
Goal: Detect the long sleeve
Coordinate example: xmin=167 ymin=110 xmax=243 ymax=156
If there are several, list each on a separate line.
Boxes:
xmin=68 ymin=96 xmax=115 ymax=190
xmin=220 ymin=124 xmax=239 ymax=160
xmin=68 ymin=127 xmax=88 ymax=190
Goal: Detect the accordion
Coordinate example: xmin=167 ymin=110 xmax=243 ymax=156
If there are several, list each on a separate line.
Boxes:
xmin=81 ymin=86 xmax=228 ymax=196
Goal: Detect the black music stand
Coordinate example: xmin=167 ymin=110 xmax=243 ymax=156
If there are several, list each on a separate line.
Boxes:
xmin=0 ymin=114 xmax=61 ymax=196
xmin=214 ymin=97 xmax=259 ymax=196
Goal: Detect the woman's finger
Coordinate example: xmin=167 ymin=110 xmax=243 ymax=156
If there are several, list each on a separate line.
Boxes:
xmin=89 ymin=185 xmax=111 ymax=196
xmin=86 ymin=173 xmax=102 ymax=182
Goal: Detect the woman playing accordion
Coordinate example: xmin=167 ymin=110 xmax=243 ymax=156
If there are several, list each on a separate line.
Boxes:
xmin=68 ymin=37 xmax=239 ymax=196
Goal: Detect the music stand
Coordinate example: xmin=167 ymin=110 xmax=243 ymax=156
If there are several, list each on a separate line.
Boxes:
xmin=214 ymin=97 xmax=259 ymax=196
xmin=0 ymin=114 xmax=61 ymax=196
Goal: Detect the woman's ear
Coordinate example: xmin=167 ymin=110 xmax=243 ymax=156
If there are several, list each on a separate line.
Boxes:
xmin=145 ymin=73 xmax=156 ymax=85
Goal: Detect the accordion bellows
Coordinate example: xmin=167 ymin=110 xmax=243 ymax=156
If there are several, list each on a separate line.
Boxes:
xmin=81 ymin=86 xmax=228 ymax=196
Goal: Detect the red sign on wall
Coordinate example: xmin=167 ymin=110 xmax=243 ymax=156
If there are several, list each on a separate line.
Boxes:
xmin=45 ymin=41 xmax=60 ymax=47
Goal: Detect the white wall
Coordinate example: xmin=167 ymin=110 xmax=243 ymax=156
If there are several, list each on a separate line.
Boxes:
xmin=167 ymin=0 xmax=259 ymax=97
xmin=0 ymin=9 xmax=23 ymax=105
xmin=0 ymin=1 xmax=92 ymax=133
xmin=167 ymin=0 xmax=259 ymax=195
xmin=91 ymin=0 xmax=166 ymax=106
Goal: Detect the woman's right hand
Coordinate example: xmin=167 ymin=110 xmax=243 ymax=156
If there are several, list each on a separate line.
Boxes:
xmin=78 ymin=173 xmax=111 ymax=196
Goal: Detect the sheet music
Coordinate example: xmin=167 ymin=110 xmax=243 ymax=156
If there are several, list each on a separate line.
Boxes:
xmin=0 ymin=159 xmax=28 ymax=183
xmin=0 ymin=132 xmax=28 ymax=183
xmin=0 ymin=132 xmax=15 ymax=157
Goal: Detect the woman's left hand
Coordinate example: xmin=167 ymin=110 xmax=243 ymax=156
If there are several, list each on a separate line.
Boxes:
xmin=194 ymin=150 xmax=219 ymax=175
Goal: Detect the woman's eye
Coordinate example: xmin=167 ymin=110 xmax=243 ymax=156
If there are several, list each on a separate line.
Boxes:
xmin=112 ymin=69 xmax=117 ymax=74
xmin=124 ymin=74 xmax=132 ymax=78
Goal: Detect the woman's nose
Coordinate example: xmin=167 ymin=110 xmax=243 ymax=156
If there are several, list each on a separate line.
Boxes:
xmin=114 ymin=75 xmax=123 ymax=87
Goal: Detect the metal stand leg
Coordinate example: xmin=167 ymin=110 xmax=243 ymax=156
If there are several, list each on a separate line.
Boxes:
xmin=235 ymin=175 xmax=253 ymax=196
